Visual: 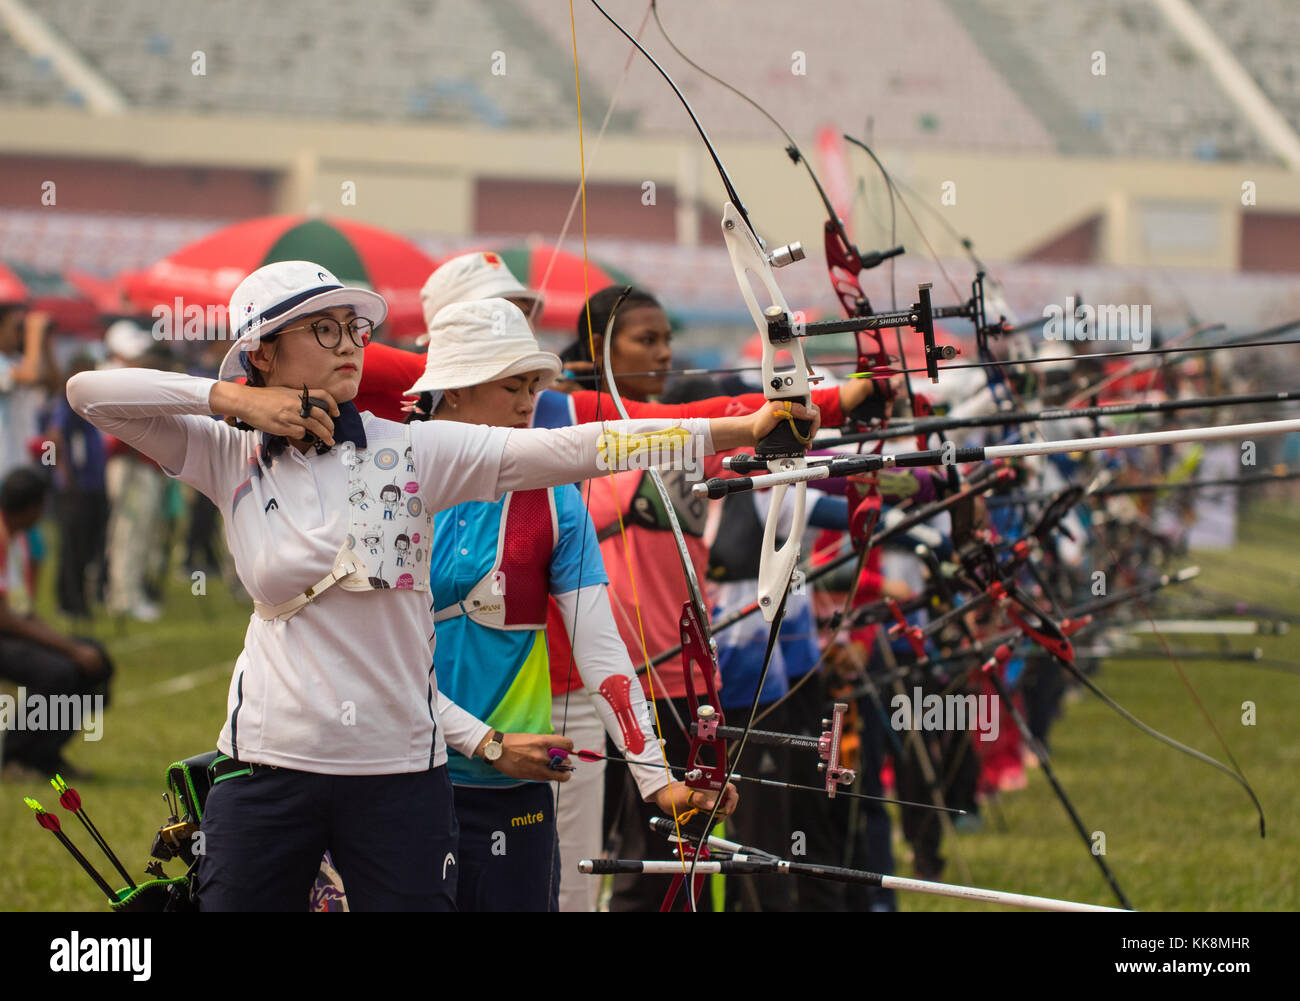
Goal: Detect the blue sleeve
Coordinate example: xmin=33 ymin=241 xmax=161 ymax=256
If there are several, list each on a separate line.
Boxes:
xmin=809 ymin=493 xmax=849 ymax=531
xmin=549 ymin=484 xmax=609 ymax=595
xmin=533 ymin=389 xmax=577 ymax=430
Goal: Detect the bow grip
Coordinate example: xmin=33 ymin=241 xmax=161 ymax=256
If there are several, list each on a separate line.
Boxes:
xmin=756 ymin=402 xmax=813 ymax=459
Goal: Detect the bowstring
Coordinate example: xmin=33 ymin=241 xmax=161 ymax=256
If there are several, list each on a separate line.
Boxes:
xmin=559 ymin=0 xmax=691 ymax=911
xmin=530 ymin=3 xmax=653 ymax=319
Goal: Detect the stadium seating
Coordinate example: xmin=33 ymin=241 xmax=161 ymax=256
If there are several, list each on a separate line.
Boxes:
xmin=0 ymin=25 xmax=66 ymax=106
xmin=943 ymin=0 xmax=1274 ymax=162
xmin=1188 ymin=0 xmax=1300 ymax=138
xmin=33 ymin=0 xmax=595 ymax=127
xmin=6 ymin=0 xmax=1288 ymax=163
xmin=512 ymin=0 xmax=1055 ymax=153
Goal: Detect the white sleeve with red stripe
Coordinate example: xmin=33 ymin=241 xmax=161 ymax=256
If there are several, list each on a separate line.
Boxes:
xmin=554 ymin=583 xmax=671 ymax=800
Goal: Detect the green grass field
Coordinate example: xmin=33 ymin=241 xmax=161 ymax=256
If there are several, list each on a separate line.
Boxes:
xmin=2 ymin=501 xmax=1297 ymax=912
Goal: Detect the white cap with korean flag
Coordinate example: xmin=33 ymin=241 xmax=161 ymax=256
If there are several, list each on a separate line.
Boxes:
xmin=218 ymin=261 xmax=387 ymax=382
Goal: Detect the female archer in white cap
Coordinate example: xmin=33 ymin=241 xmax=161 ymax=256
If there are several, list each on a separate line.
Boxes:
xmin=403 ymin=297 xmax=737 ymax=912
xmin=65 ymin=260 xmax=807 ymax=911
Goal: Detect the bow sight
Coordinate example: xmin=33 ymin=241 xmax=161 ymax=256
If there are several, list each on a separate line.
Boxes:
xmin=761 ymin=281 xmax=958 ymax=384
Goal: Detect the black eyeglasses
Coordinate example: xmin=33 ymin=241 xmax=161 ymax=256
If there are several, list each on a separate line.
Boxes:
xmin=274 ymin=316 xmax=373 ymax=349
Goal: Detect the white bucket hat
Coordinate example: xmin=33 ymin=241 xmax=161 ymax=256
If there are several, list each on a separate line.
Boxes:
xmin=105 ymin=319 xmax=154 ymax=361
xmin=405 ymin=298 xmax=561 ymax=397
xmin=416 ymin=251 xmax=544 ymax=345
xmin=218 ymin=261 xmax=387 ymax=382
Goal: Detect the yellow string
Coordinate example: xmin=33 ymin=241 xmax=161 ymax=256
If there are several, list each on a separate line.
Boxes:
xmin=772 ymin=401 xmax=812 ymax=445
xmin=569 ymin=0 xmax=691 ymax=896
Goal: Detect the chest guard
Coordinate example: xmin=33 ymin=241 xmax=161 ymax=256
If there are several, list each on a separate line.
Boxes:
xmin=595 ymin=467 xmax=708 ymax=543
xmin=433 ymin=488 xmax=556 ymax=630
xmin=340 ymin=428 xmax=432 ymax=592
xmin=253 ymin=426 xmax=431 ymax=622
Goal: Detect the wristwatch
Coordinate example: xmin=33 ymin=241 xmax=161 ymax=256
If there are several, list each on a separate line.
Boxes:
xmin=482 ymin=729 xmax=505 ymax=764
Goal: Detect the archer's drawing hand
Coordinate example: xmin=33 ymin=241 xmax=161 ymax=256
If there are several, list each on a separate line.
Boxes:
xmin=213 ymin=383 xmax=339 ymax=445
xmin=488 ymin=732 xmax=575 ymax=783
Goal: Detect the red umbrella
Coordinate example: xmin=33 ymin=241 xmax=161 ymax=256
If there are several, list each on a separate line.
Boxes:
xmin=66 ymin=270 xmax=129 ymax=315
xmin=0 ymin=260 xmax=101 ymax=335
xmin=0 ymin=261 xmax=24 ymax=303
xmin=496 ymin=242 xmax=638 ymax=332
xmin=121 ymin=215 xmax=439 ymax=338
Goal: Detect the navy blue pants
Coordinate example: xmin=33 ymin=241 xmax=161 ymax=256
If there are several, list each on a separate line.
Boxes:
xmin=453 ymin=782 xmax=560 ymax=912
xmin=197 ymin=763 xmax=458 ymax=911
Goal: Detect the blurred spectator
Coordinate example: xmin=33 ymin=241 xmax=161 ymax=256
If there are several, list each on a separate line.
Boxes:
xmin=0 ymin=468 xmax=113 ymax=781
xmin=182 ymin=340 xmax=225 ymax=581
xmin=1 ymin=305 xmax=60 ymax=605
xmin=0 ymin=306 xmax=51 ymax=478
xmin=100 ymin=320 xmax=168 ymax=622
xmin=43 ymin=355 xmax=109 ymax=621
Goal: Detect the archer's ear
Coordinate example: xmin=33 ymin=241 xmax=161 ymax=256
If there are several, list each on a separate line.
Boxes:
xmin=247 ymin=341 xmax=276 ymax=375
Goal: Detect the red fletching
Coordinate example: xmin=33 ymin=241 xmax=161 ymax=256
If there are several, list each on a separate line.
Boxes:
xmin=36 ymin=810 xmax=61 ymax=832
xmin=576 ymin=749 xmax=604 ymax=763
xmin=59 ymin=788 xmax=82 ymax=812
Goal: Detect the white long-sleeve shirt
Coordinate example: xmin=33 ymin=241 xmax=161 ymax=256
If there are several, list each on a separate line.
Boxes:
xmin=67 ymin=368 xmax=713 ymax=775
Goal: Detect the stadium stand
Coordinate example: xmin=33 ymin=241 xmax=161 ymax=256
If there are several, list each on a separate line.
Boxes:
xmin=514 ymin=0 xmax=1057 ymax=152
xmin=31 ymin=0 xmax=617 ymax=128
xmin=8 ymin=0 xmax=1287 ymax=163
xmin=0 ymin=210 xmax=217 ymax=276
xmin=1188 ymin=0 xmax=1300 ymax=137
xmin=0 ymin=23 xmax=64 ymax=106
xmin=943 ymin=0 xmax=1275 ymax=162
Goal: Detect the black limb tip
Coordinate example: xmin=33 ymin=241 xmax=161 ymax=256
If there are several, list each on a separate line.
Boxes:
xmin=700 ymin=476 xmax=751 ymax=499
xmin=723 ymin=454 xmax=769 ymax=474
